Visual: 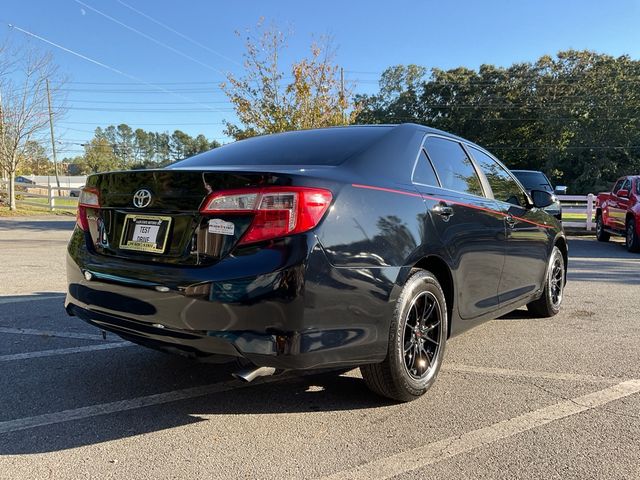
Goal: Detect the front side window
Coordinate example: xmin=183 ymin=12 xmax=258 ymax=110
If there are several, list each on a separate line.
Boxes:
xmin=620 ymin=179 xmax=632 ymax=195
xmin=424 ymin=137 xmax=483 ymax=197
xmin=612 ymin=179 xmax=624 ymax=193
xmin=470 ymin=147 xmax=528 ymax=207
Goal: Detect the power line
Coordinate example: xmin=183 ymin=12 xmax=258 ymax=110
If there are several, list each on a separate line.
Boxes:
xmin=62 ymin=107 xmax=234 ymax=112
xmin=358 ymin=116 xmax=639 ymax=122
xmin=64 ymin=80 xmax=225 ymax=85
xmin=116 ymin=0 xmax=242 ymax=67
xmin=7 ymin=23 xmax=225 ymax=113
xmin=74 ymin=0 xmax=227 ymax=75
xmin=58 ymin=121 xmax=226 ymax=126
xmin=64 ymin=99 xmax=233 ymax=105
xmin=52 ymin=87 xmax=226 ymax=93
xmin=486 ymin=145 xmax=640 ymax=150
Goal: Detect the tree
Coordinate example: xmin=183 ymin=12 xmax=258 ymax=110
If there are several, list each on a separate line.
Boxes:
xmin=83 ymin=138 xmax=120 ymax=173
xmin=19 ymin=140 xmax=49 ymax=175
xmin=0 ymin=43 xmax=65 ymax=210
xmin=221 ymin=21 xmax=359 ymax=140
xmin=356 ymin=51 xmax=640 ymax=194
xmin=170 ymin=129 xmax=193 ymax=161
xmin=79 ymin=124 xmax=219 ymax=170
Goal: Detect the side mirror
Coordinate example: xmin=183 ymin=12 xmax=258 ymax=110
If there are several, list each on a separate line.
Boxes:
xmin=617 ymin=189 xmax=629 ymax=198
xmin=531 ymin=189 xmax=555 ymax=208
xmin=554 ymin=185 xmax=568 ymax=195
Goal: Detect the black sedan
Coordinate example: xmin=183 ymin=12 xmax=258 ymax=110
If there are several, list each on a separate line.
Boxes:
xmin=66 ymin=124 xmax=567 ymax=401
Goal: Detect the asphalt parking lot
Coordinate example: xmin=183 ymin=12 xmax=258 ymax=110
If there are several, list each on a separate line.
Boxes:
xmin=0 ymin=217 xmax=639 ymax=480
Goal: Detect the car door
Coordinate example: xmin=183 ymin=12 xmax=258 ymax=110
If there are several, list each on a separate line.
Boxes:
xmin=467 ymin=146 xmax=550 ymax=305
xmin=611 ymin=178 xmax=632 ymax=229
xmin=603 ymin=178 xmax=624 ymax=229
xmin=414 ymin=135 xmax=505 ymax=320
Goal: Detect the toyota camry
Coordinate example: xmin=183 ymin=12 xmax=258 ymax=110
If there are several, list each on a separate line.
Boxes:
xmin=65 ymin=123 xmax=567 ymax=401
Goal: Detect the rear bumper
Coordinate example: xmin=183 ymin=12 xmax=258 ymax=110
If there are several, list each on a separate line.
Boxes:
xmin=65 ymin=228 xmax=398 ymax=370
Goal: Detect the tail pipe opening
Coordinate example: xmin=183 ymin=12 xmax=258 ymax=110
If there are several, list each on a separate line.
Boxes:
xmin=232 ymin=366 xmax=277 ymax=383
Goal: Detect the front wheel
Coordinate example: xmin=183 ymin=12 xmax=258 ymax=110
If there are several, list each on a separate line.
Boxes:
xmin=595 ymin=214 xmax=610 ymax=242
xmin=626 ymin=219 xmax=640 ymax=252
xmin=360 ymin=270 xmax=448 ymax=402
xmin=527 ymin=246 xmax=565 ymax=317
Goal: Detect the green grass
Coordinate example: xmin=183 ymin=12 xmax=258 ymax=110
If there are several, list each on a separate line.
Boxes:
xmin=0 ymin=195 xmax=77 ymax=217
xmin=0 ymin=204 xmax=75 ymax=217
xmin=562 ymin=212 xmax=594 ymax=222
xmin=25 ymin=196 xmax=78 ymax=208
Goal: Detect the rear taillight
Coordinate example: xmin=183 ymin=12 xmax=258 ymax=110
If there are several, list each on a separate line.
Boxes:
xmin=77 ymin=187 xmax=100 ymax=231
xmin=201 ymin=187 xmax=333 ymax=245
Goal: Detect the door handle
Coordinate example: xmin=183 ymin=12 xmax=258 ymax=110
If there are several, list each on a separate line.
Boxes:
xmin=504 ymin=214 xmax=516 ymax=228
xmin=432 ymin=202 xmax=454 ymax=220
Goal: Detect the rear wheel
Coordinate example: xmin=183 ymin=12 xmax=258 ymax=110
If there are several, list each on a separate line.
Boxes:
xmin=527 ymin=246 xmax=565 ymax=317
xmin=360 ymin=270 xmax=447 ymax=402
xmin=595 ymin=214 xmax=610 ymax=242
xmin=626 ymin=218 xmax=640 ymax=252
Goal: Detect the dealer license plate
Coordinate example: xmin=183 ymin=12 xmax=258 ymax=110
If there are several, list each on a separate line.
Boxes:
xmin=119 ymin=215 xmax=172 ymax=254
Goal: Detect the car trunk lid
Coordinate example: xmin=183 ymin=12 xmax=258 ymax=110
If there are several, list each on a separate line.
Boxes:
xmin=82 ymin=169 xmax=287 ymax=265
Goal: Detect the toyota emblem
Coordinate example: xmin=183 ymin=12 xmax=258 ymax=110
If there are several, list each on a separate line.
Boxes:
xmin=132 ymin=189 xmax=152 ymax=208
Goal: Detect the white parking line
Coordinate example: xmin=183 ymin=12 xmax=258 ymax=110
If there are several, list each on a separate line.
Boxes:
xmin=0 ymin=342 xmax=132 ymax=362
xmin=0 ymin=376 xmax=286 ymax=434
xmin=321 ymin=379 xmax=640 ymax=480
xmin=443 ymin=363 xmax=622 ymax=384
xmin=0 ymin=327 xmax=117 ymax=341
xmin=0 ymin=295 xmax=63 ymax=305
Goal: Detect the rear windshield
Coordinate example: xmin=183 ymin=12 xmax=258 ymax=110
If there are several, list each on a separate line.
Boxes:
xmin=512 ymin=171 xmax=553 ymax=192
xmin=170 ymin=127 xmax=391 ymax=168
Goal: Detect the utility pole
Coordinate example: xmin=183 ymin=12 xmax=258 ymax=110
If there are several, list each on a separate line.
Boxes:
xmin=340 ymin=67 xmax=345 ymax=123
xmin=0 ymin=89 xmax=4 ymax=181
xmin=46 ymin=78 xmax=61 ymax=194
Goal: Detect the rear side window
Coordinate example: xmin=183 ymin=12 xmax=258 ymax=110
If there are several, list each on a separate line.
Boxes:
xmin=470 ymin=147 xmax=528 ymax=207
xmin=412 ymin=149 xmax=440 ymax=186
xmin=424 ymin=137 xmax=483 ymax=196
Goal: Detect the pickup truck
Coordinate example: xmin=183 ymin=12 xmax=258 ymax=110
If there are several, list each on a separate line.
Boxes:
xmin=595 ymin=175 xmax=640 ymax=252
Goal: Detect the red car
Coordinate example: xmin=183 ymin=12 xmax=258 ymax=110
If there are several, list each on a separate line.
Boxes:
xmin=595 ymin=175 xmax=640 ymax=252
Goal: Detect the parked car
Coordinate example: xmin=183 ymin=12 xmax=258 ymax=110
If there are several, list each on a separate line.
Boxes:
xmin=511 ymin=170 xmax=566 ymax=220
xmin=69 ymin=186 xmax=84 ymax=198
xmin=65 ymin=124 xmax=567 ymax=401
xmin=595 ymin=175 xmax=640 ymax=252
xmin=15 ymin=176 xmax=36 ymax=185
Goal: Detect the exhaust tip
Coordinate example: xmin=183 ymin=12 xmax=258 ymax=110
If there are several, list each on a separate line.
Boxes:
xmin=232 ymin=366 xmax=277 ymax=383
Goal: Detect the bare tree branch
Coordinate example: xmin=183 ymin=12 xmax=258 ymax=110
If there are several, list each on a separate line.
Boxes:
xmin=0 ymin=42 xmax=66 ymax=210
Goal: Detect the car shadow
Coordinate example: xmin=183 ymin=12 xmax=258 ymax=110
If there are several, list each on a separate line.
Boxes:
xmin=0 ymin=218 xmax=76 ymax=232
xmin=567 ymin=236 xmax=635 ymax=259
xmin=496 ymin=308 xmax=536 ymax=321
xmin=0 ymin=332 xmax=394 ymax=455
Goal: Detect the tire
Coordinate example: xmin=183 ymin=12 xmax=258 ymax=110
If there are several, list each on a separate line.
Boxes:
xmin=626 ymin=218 xmax=640 ymax=253
xmin=595 ymin=214 xmax=610 ymax=242
xmin=527 ymin=246 xmax=565 ymax=317
xmin=360 ymin=270 xmax=448 ymax=402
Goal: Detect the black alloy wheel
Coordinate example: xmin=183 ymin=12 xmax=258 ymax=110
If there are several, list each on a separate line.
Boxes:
xmin=527 ymin=246 xmax=565 ymax=317
xmin=360 ymin=270 xmax=448 ymax=402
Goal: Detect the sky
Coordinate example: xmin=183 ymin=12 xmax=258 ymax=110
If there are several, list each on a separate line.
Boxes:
xmin=2 ymin=0 xmax=639 ymax=159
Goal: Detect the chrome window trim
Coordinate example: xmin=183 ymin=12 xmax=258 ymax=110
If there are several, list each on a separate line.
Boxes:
xmin=465 ymin=142 xmax=533 ymax=207
xmin=412 ymin=133 xmax=489 ymax=200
